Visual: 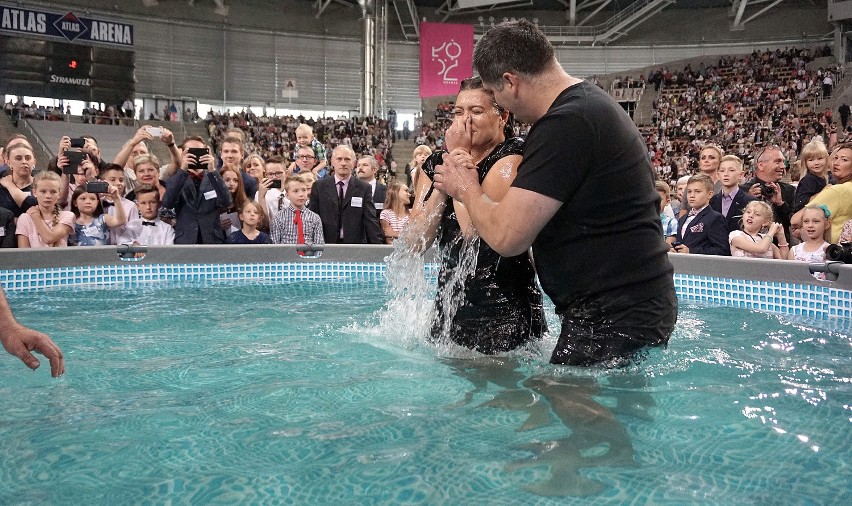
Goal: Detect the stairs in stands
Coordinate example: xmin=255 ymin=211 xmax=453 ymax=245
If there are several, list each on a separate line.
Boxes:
xmin=390 ymin=137 xmax=418 ymax=184
xmin=0 ymin=112 xmax=52 ymax=170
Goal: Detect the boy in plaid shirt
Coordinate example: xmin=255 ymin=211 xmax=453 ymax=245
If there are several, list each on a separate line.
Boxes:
xmin=271 ymin=175 xmax=324 ymax=245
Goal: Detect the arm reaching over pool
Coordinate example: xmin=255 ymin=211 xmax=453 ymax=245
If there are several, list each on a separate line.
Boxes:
xmin=0 ymin=286 xmax=65 ymax=377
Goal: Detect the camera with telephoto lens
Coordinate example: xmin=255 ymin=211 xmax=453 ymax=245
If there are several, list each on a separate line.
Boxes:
xmin=826 ymin=242 xmax=852 ymax=264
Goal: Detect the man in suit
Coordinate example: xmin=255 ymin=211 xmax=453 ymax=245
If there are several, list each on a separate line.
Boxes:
xmin=162 ymin=136 xmax=232 ymax=244
xmin=356 ymin=155 xmax=387 ymax=214
xmin=710 ymin=155 xmax=755 ymax=233
xmin=672 ymin=174 xmax=730 ymax=256
xmin=309 ymin=145 xmax=383 ymax=244
xmin=741 ymin=146 xmax=795 ymax=244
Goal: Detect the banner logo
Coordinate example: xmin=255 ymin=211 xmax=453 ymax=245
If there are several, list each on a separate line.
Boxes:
xmin=0 ymin=4 xmax=133 ymax=47
xmin=420 ymin=23 xmax=473 ymax=98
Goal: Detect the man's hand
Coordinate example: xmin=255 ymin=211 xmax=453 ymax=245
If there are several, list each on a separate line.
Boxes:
xmin=434 ymin=148 xmax=479 ymax=202
xmin=1 ymin=326 xmax=65 ymax=377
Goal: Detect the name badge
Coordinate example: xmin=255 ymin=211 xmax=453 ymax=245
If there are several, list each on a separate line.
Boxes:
xmin=0 ymin=227 xmax=4 ymax=237
xmin=374 ymin=203 xmax=384 ymax=210
xmin=203 ymin=190 xmax=217 ymax=200
xmin=351 ymin=197 xmax=363 ymax=208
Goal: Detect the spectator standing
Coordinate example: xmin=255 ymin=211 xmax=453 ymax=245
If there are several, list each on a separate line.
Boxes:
xmin=162 ymin=137 xmax=232 ymax=244
xmin=742 ymin=146 xmax=796 ymax=245
xmin=710 ymin=155 xmax=755 ymax=233
xmin=356 ymin=155 xmax=386 ymax=215
xmin=671 ymin=174 xmax=730 ymax=256
xmin=309 ymin=145 xmax=382 ymax=244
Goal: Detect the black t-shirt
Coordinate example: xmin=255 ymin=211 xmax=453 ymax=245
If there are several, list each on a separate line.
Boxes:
xmin=511 ymin=81 xmax=673 ymax=311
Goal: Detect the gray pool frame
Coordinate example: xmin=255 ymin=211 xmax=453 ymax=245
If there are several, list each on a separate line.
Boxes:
xmin=1 ymin=245 xmax=851 ymax=321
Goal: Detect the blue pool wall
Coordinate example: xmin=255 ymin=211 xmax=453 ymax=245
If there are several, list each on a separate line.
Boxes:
xmin=1 ymin=245 xmax=851 ymax=321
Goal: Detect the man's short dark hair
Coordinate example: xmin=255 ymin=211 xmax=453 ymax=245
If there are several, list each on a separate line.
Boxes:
xmin=473 ymin=19 xmax=555 ymax=86
xmin=266 ymin=155 xmax=285 ymax=165
xmin=180 ymin=135 xmax=207 ymax=148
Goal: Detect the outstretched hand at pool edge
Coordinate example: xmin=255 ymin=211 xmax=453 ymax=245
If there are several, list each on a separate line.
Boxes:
xmin=1 ymin=287 xmax=65 ymax=377
xmin=1 ymin=326 xmax=65 ymax=377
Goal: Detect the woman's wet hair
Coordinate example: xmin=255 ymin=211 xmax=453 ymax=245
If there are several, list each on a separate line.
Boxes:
xmin=458 ymin=76 xmax=515 ymax=139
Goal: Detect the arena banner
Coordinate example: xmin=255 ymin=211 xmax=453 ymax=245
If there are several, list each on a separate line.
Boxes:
xmin=419 ymin=22 xmax=473 ymax=98
xmin=0 ymin=4 xmax=133 ymax=47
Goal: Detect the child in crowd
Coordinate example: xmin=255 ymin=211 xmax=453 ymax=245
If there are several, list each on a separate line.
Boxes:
xmin=227 ymin=200 xmax=271 ymax=244
xmin=288 ymin=124 xmax=327 ymax=178
xmin=71 ymin=183 xmax=127 ymax=246
xmin=219 ymin=166 xmax=249 ymax=235
xmin=380 ymin=182 xmax=411 ymax=244
xmin=671 ymin=174 xmax=730 ymax=255
xmin=270 ymin=175 xmax=323 ymax=246
xmin=670 ymin=175 xmax=690 ymax=216
xmin=710 ymin=155 xmax=755 ymax=233
xmin=789 ymin=205 xmax=831 ymax=279
xmin=15 ymin=171 xmax=74 ymax=248
xmin=117 ymin=184 xmax=174 ymax=246
xmin=301 ymin=171 xmax=317 ymax=206
xmin=793 ymin=140 xmax=830 ymax=214
xmin=729 ymin=200 xmax=787 ymax=258
xmin=98 ymin=164 xmax=137 ymax=244
xmin=655 ymin=181 xmax=678 ymax=239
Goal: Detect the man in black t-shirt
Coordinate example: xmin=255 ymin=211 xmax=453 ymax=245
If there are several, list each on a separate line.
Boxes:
xmin=434 ymin=20 xmax=677 ymax=367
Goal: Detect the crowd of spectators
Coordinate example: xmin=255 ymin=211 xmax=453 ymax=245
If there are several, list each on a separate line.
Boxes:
xmin=204 ymin=110 xmax=394 ymax=176
xmin=641 ymin=47 xmax=844 ymax=185
xmin=1 ymin=46 xmax=850 ymax=267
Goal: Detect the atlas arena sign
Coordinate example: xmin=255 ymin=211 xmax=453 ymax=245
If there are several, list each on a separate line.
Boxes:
xmin=0 ymin=4 xmax=133 ymax=47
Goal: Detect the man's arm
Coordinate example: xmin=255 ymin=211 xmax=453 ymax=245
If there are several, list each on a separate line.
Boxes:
xmin=0 ymin=286 xmax=65 ymax=377
xmin=435 ymin=148 xmax=561 ymax=256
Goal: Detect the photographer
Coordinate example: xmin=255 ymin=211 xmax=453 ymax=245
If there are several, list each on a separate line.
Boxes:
xmin=162 ymin=136 xmax=232 ymax=244
xmin=112 ymin=126 xmax=180 ymax=194
xmin=741 ymin=146 xmax=796 ymax=245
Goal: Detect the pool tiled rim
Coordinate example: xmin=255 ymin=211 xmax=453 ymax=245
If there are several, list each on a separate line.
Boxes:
xmin=1 ymin=261 xmax=850 ymax=320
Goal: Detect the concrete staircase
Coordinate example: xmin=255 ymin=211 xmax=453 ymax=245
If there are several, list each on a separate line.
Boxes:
xmin=0 ymin=113 xmax=52 ymax=171
xmin=389 ymin=137 xmax=419 ymax=184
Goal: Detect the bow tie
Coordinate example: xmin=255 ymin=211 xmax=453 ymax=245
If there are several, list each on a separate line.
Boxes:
xmin=142 ymin=220 xmax=157 ymax=226
xmin=101 ymin=200 xmax=114 ymax=208
xmin=688 ymin=208 xmax=700 ymax=216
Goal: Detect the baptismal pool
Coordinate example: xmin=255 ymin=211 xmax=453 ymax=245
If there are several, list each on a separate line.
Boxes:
xmin=1 ymin=274 xmax=850 ymax=505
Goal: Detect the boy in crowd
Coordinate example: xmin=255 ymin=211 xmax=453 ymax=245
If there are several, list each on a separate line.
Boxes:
xmin=117 ymin=184 xmax=175 ymax=246
xmin=710 ymin=155 xmax=755 ymax=233
xmin=98 ymin=164 xmax=138 ymax=244
xmin=271 ymin=175 xmax=323 ymax=246
xmin=162 ymin=137 xmax=232 ymax=244
xmin=288 ymin=124 xmax=327 ymax=178
xmin=671 ymin=174 xmax=730 ymax=255
xmin=655 ymin=181 xmax=678 ymax=240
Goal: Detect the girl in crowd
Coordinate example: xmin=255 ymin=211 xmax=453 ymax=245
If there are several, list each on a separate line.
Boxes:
xmin=300 ymin=171 xmax=316 ymax=206
xmin=219 ymin=166 xmax=250 ymax=235
xmin=406 ymin=144 xmax=432 ymax=191
xmin=409 ymin=76 xmax=546 ymax=354
xmin=729 ymin=200 xmax=788 ymax=259
xmin=789 ymin=205 xmax=831 ymax=279
xmin=243 ymin=154 xmax=266 ymax=181
xmin=71 ymin=184 xmax=127 ymax=246
xmin=15 ymin=171 xmax=74 ymax=248
xmin=227 ymin=200 xmax=271 ymax=244
xmin=379 ymin=182 xmax=411 ymax=244
xmin=0 ymin=142 xmax=37 ymax=217
xmin=793 ymin=139 xmax=830 ymax=213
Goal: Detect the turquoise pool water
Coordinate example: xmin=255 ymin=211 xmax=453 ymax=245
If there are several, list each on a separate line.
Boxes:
xmin=1 ymin=280 xmax=850 ymax=504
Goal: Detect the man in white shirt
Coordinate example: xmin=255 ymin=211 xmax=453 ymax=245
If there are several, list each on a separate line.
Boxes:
xmin=356 ymin=155 xmax=386 ymax=213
